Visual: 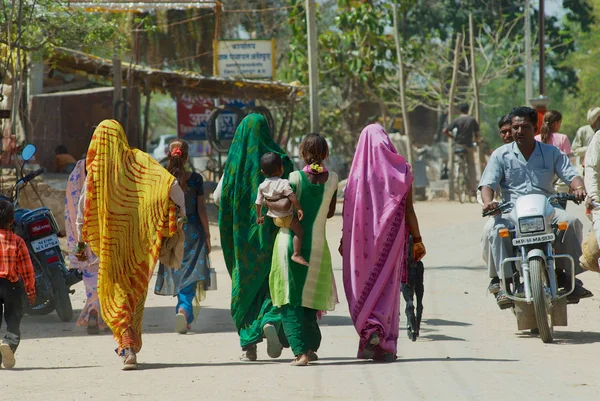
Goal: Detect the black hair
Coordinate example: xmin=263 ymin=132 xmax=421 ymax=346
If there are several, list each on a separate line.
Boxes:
xmin=498 ymin=114 xmax=512 ymax=128
xmin=55 ymin=145 xmax=68 ymax=155
xmin=510 ymin=106 xmax=538 ymax=127
xmin=458 ymin=103 xmax=469 ymax=114
xmin=0 ymin=200 xmax=14 ymax=228
xmin=166 ymin=139 xmax=189 ymax=191
xmin=299 ymin=133 xmax=329 ymax=165
xmin=260 ymin=152 xmax=283 ymax=176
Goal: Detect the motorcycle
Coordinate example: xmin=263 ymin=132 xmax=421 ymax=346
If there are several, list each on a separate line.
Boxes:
xmin=0 ymin=144 xmax=82 ymax=322
xmin=483 ymin=193 xmax=578 ymax=343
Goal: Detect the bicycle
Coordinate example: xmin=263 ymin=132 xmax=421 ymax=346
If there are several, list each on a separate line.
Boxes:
xmin=453 ymin=146 xmax=475 ymax=204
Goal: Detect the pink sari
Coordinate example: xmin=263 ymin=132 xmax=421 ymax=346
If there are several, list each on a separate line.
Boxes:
xmin=342 ymin=124 xmax=412 ymax=359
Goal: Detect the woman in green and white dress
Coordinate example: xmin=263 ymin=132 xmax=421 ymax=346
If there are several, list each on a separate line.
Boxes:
xmin=269 ymin=133 xmax=338 ymax=366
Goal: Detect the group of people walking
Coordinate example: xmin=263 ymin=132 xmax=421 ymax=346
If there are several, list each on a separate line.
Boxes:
xmin=54 ymin=113 xmax=426 ymax=371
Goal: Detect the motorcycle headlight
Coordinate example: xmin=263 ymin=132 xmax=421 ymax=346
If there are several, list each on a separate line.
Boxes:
xmin=519 ymin=216 xmax=545 ymax=233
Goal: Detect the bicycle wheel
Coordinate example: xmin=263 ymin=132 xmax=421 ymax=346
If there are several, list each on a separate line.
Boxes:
xmin=454 ymin=158 xmax=465 ymax=203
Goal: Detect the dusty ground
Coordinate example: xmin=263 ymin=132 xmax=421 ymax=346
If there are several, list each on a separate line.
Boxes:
xmin=2 ymin=201 xmax=600 ymax=401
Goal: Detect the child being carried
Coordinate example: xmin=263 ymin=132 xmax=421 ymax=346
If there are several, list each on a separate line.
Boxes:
xmin=256 ymin=152 xmax=309 ymax=266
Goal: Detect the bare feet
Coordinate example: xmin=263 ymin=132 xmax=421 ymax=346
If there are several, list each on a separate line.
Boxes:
xmin=291 ymin=254 xmax=309 ymax=266
xmin=290 ymin=353 xmax=309 ymax=366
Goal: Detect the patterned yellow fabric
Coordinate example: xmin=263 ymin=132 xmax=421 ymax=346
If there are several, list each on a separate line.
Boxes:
xmin=83 ymin=120 xmax=177 ymax=353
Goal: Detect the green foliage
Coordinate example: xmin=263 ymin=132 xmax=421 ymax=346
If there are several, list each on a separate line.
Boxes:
xmin=0 ymin=0 xmax=130 ymax=56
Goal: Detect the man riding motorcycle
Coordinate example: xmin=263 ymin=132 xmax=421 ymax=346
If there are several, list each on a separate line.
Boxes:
xmin=479 ymin=106 xmax=593 ymax=308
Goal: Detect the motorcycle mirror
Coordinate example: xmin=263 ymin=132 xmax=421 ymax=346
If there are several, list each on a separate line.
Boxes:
xmin=21 ymin=144 xmax=36 ymax=161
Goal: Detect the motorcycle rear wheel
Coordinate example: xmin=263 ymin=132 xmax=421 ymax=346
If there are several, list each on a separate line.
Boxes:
xmin=52 ymin=269 xmax=73 ymax=322
xmin=530 ymin=257 xmax=554 ymax=343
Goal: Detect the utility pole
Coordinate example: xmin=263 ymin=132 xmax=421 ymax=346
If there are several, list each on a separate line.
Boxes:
xmin=539 ymin=0 xmax=545 ymax=96
xmin=447 ymin=34 xmax=463 ymax=202
xmin=306 ymin=0 xmax=320 ymax=133
xmin=392 ymin=2 xmax=412 ymax=168
xmin=524 ymin=0 xmax=533 ymax=104
xmin=469 ymin=13 xmax=482 ymax=181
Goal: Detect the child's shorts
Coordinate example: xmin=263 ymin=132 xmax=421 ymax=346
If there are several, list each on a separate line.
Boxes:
xmin=273 ymin=215 xmax=294 ymax=228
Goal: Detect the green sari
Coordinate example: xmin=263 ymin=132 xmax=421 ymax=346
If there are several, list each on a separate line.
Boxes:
xmin=218 ymin=114 xmax=293 ymax=349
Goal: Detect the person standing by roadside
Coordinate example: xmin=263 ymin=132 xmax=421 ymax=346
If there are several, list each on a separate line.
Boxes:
xmin=342 ymin=124 xmax=426 ymax=362
xmin=217 ymin=114 xmax=289 ymax=361
xmin=155 ymin=139 xmax=212 ymax=335
xmin=0 ymin=200 xmax=36 ymax=369
xmin=65 ymin=158 xmax=106 ymax=334
xmin=443 ymin=103 xmax=480 ymax=194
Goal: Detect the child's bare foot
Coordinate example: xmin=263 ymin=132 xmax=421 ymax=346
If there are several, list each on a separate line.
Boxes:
xmin=290 ymin=353 xmax=309 ymax=366
xmin=291 ymin=254 xmax=309 ymax=266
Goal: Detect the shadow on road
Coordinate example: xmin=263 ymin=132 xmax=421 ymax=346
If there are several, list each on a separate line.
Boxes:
xmin=516 ymin=330 xmax=600 ymax=345
xmin=20 ymin=307 xmax=236 ymax=339
xmin=140 ymin=361 xmax=282 ymax=370
xmin=314 ymin=356 xmax=518 ymax=366
xmin=319 ymin=315 xmax=354 ymax=327
xmin=418 ymin=334 xmax=466 ymax=342
xmin=426 ymin=265 xmax=486 ymax=271
xmin=10 ymin=365 xmax=98 ymax=371
xmin=423 ymin=318 xmax=472 ymax=327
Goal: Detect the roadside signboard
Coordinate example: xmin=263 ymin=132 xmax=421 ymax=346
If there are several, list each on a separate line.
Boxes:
xmin=176 ymin=95 xmax=254 ymax=141
xmin=214 ymin=39 xmax=276 ymax=80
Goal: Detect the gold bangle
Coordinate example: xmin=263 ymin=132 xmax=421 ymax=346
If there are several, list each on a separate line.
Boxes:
xmin=574 ymin=186 xmax=585 ymax=191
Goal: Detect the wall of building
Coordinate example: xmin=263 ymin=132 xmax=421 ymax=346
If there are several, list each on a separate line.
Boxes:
xmin=28 ymin=87 xmax=140 ymax=171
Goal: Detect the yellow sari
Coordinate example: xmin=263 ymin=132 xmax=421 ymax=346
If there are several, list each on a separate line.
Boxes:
xmin=83 ymin=120 xmax=177 ymax=353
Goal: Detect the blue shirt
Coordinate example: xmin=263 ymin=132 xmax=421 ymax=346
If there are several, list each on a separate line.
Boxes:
xmin=479 ymin=141 xmax=578 ymax=202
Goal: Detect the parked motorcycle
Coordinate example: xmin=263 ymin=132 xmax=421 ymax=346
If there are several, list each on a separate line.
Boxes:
xmin=483 ymin=193 xmax=578 ymax=343
xmin=0 ymin=144 xmax=82 ymax=322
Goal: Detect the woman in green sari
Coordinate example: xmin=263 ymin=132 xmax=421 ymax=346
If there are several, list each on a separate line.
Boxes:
xmin=218 ymin=114 xmax=292 ymax=361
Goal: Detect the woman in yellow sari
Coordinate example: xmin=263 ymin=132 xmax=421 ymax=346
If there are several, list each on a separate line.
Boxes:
xmin=75 ymin=120 xmax=185 ymax=370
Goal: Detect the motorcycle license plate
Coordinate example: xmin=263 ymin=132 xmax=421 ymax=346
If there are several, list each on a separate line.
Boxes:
xmin=31 ymin=234 xmax=60 ymax=253
xmin=512 ymin=233 xmax=555 ymax=247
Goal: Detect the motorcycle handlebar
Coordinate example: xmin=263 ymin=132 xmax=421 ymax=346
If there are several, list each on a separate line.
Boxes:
xmin=482 ymin=202 xmax=513 ymax=217
xmin=22 ymin=168 xmax=44 ymax=183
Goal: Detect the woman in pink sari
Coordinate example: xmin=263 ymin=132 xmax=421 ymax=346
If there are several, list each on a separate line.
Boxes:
xmin=342 ymin=124 xmax=426 ymax=362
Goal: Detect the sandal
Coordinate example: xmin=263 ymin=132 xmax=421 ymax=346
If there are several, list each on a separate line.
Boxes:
xmin=360 ymin=333 xmax=380 ymax=359
xmin=307 ymin=350 xmax=319 ymax=362
xmin=240 ymin=344 xmax=257 ymax=362
xmin=175 ymin=309 xmax=188 ymax=335
xmin=121 ymin=348 xmax=137 ymax=371
xmin=567 ymin=284 xmax=593 ymax=304
xmin=495 ymin=290 xmax=514 ymax=310
xmin=290 ymin=354 xmax=309 ymax=366
xmin=87 ymin=311 xmax=100 ymax=335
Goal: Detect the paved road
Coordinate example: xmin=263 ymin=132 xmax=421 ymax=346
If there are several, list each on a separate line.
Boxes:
xmin=3 ymin=201 xmax=600 ymax=400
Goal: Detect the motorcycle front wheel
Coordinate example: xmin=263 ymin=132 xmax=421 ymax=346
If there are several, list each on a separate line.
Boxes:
xmin=26 ymin=300 xmax=55 ymax=316
xmin=530 ymin=256 xmax=554 ymax=343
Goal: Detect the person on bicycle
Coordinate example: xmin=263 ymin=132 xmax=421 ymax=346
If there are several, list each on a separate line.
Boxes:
xmin=443 ymin=103 xmax=480 ymax=195
xmin=479 ymin=106 xmax=592 ymax=308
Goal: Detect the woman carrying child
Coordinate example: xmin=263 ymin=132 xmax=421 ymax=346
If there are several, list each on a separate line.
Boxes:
xmin=341 ymin=124 xmax=426 ymax=362
xmin=269 ymin=133 xmax=338 ymax=366
xmin=155 ymin=139 xmax=211 ymax=335
xmin=218 ymin=114 xmax=291 ymax=361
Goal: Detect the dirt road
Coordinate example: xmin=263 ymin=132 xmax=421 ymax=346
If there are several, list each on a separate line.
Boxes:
xmin=3 ymin=201 xmax=600 ymax=400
